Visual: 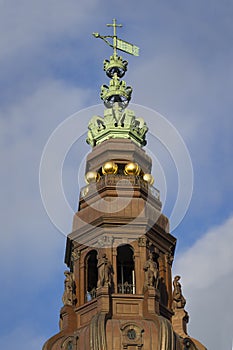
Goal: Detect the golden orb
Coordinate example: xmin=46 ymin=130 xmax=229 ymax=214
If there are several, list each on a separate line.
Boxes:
xmin=143 ymin=173 xmax=154 ymax=185
xmin=124 ymin=162 xmax=141 ymax=176
xmin=85 ymin=171 xmax=100 ymax=184
xmin=81 ymin=186 xmax=89 ymax=197
xmin=102 ymin=161 xmax=118 ymax=175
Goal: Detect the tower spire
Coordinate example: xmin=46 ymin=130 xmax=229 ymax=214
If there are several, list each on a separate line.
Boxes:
xmin=87 ymin=20 xmax=147 ymax=148
xmin=92 ymin=19 xmax=139 ymax=109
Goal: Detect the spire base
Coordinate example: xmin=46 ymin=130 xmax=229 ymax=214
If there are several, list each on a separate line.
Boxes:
xmin=86 ymin=106 xmax=148 ymax=147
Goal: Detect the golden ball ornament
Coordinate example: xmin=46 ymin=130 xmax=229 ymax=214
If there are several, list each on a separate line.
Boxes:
xmin=102 ymin=161 xmax=118 ymax=175
xmin=143 ymin=173 xmax=154 ymax=185
xmin=124 ymin=162 xmax=141 ymax=176
xmin=85 ymin=171 xmax=100 ymax=184
xmin=81 ymin=186 xmax=89 ymax=197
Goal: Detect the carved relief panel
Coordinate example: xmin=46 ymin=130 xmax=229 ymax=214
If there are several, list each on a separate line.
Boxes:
xmin=121 ymin=323 xmax=144 ymax=349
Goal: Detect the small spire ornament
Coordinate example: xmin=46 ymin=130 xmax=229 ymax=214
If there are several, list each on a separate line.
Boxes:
xmin=87 ymin=20 xmax=147 ymax=148
xmin=93 ymin=19 xmax=139 ymax=109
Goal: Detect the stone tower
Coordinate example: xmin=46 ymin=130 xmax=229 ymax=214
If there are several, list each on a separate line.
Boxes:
xmin=42 ymin=20 xmax=207 ymax=350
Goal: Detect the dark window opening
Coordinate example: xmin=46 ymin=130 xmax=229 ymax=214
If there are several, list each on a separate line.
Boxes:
xmin=67 ymin=341 xmax=73 ymax=350
xmin=117 ymin=245 xmax=135 ymax=294
xmin=85 ymin=250 xmax=98 ymax=301
xmin=158 ymin=277 xmax=168 ymax=307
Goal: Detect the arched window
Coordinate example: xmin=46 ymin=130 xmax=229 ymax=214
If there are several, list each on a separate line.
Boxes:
xmin=85 ymin=250 xmax=98 ymax=301
xmin=67 ymin=341 xmax=73 ymax=350
xmin=61 ymin=337 xmax=74 ymax=350
xmin=117 ymin=244 xmax=135 ymax=294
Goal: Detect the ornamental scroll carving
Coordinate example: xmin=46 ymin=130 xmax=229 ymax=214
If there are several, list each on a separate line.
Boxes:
xmin=165 ymin=252 xmax=174 ymax=266
xmin=138 ymin=236 xmax=148 ymax=247
xmin=98 ymin=235 xmax=114 ymax=248
xmin=72 ymin=249 xmax=80 ymax=261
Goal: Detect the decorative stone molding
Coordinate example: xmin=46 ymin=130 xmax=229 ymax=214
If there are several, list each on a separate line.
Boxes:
xmin=137 ymin=236 xmax=148 ymax=247
xmin=121 ymin=323 xmax=144 ymax=349
xmin=165 ymin=252 xmax=174 ymax=266
xmin=61 ymin=336 xmax=75 ymax=349
xmin=72 ymin=249 xmax=81 ymax=261
xmin=98 ymin=235 xmax=114 ymax=247
xmin=172 ymin=308 xmax=189 ymax=338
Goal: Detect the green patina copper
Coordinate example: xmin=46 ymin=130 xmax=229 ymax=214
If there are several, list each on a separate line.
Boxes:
xmin=100 ymin=73 xmax=132 ymax=109
xmin=92 ymin=19 xmax=139 ymax=108
xmin=88 ymin=20 xmax=147 ymax=147
xmin=103 ymin=55 xmax=128 ymax=78
xmin=92 ymin=19 xmax=139 ymax=59
xmin=86 ymin=103 xmax=148 ymax=147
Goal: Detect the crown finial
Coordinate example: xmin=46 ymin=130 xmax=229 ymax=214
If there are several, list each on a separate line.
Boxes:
xmin=87 ymin=21 xmax=147 ymax=148
xmin=92 ymin=19 xmax=139 ymax=109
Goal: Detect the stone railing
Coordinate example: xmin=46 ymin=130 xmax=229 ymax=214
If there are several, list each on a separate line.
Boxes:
xmin=81 ymin=175 xmax=160 ymax=200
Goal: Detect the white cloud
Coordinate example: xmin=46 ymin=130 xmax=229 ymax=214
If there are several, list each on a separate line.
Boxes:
xmin=128 ymin=43 xmax=233 ymax=233
xmin=0 ymin=78 xmax=92 ymax=287
xmin=0 ymin=78 xmax=85 ymax=350
xmin=175 ymin=215 xmax=233 ymax=289
xmin=174 ymin=215 xmax=233 ymax=349
xmin=0 ymin=0 xmax=98 ymax=59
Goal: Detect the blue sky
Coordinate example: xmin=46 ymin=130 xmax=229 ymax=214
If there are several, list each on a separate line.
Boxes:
xmin=1 ymin=1 xmax=233 ymax=349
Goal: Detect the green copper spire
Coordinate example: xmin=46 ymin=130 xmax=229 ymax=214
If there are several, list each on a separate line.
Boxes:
xmin=93 ymin=19 xmax=139 ymax=60
xmin=92 ymin=18 xmax=139 ymax=108
xmin=87 ymin=20 xmax=148 ymax=148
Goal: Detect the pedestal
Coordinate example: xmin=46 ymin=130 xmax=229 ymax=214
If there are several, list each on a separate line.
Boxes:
xmin=172 ymin=308 xmax=189 ymax=338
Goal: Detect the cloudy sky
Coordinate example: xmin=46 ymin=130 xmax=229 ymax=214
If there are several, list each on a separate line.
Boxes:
xmin=1 ymin=1 xmax=233 ymax=349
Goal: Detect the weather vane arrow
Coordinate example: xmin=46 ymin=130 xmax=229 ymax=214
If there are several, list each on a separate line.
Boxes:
xmin=92 ymin=18 xmax=139 ymax=57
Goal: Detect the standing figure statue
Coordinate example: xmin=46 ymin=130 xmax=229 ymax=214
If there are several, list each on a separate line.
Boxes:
xmin=62 ymin=270 xmax=76 ymax=306
xmin=172 ymin=275 xmax=186 ymax=310
xmin=143 ymin=252 xmax=159 ymax=289
xmin=97 ymin=253 xmax=113 ymax=288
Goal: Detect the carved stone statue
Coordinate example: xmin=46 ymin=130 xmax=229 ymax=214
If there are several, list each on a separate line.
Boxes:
xmin=172 ymin=275 xmax=186 ymax=310
xmin=143 ymin=252 xmax=159 ymax=289
xmin=62 ymin=270 xmax=76 ymax=306
xmin=97 ymin=253 xmax=113 ymax=288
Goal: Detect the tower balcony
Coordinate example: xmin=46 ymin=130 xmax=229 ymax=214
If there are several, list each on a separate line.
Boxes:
xmin=80 ymin=174 xmax=160 ymax=203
